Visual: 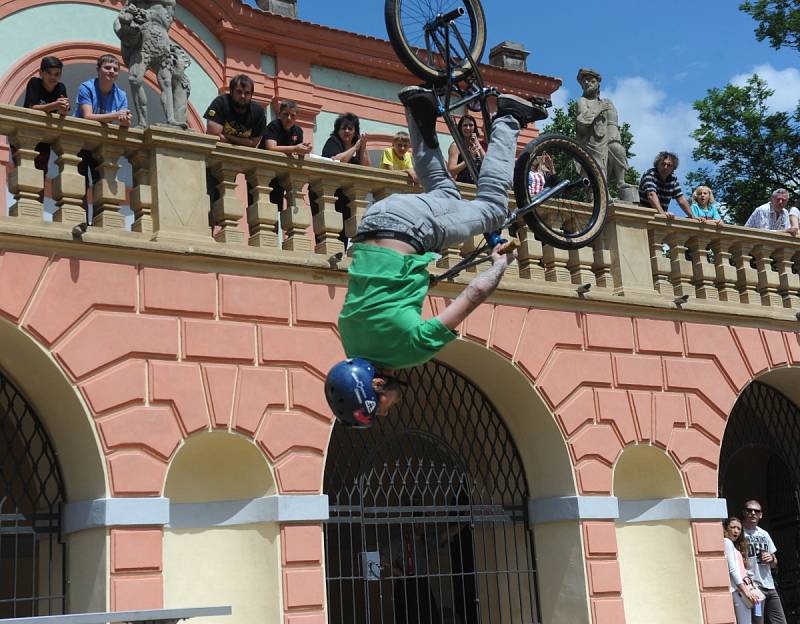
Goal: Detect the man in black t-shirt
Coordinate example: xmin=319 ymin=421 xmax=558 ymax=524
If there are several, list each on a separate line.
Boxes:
xmin=21 ymin=56 xmax=69 ymax=171
xmin=262 ymin=99 xmax=312 ymax=208
xmin=204 ymin=74 xmax=267 ymax=220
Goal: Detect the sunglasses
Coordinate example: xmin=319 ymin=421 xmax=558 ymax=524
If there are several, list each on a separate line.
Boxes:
xmin=744 ymin=508 xmax=762 ymax=514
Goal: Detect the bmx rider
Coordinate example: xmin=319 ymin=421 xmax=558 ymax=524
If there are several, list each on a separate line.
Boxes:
xmin=325 ymin=86 xmax=545 ymax=428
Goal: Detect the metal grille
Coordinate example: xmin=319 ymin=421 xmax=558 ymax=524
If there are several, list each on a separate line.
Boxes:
xmin=0 ymin=371 xmax=65 ymax=617
xmin=324 ymin=360 xmax=539 ymax=624
xmin=720 ymin=381 xmax=800 ymax=621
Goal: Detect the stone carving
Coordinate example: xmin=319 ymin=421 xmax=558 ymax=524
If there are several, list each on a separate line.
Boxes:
xmin=114 ymin=0 xmax=191 ymax=129
xmin=575 ymin=68 xmax=636 ymax=200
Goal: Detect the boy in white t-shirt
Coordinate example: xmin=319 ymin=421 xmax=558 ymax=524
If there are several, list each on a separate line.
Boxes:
xmin=742 ymin=499 xmax=787 ymax=624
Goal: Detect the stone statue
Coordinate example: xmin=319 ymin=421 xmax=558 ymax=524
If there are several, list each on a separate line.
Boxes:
xmin=114 ymin=0 xmax=191 ymax=129
xmin=575 ymin=68 xmax=636 ymax=200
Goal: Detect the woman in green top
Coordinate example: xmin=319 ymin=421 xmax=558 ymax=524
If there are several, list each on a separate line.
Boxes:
xmin=325 ymin=86 xmax=545 ymax=428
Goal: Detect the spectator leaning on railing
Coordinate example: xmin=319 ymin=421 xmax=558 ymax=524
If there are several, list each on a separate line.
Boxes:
xmin=74 ymin=54 xmax=132 ymax=220
xmin=380 ymin=130 xmax=418 ymax=184
xmin=203 ymin=74 xmax=266 ymax=223
xmin=690 ymin=186 xmax=723 ymax=226
xmin=744 ymin=188 xmax=799 ymax=235
xmin=638 ymin=151 xmax=693 ymax=219
xmin=22 ymin=56 xmax=69 ymax=173
xmin=261 ymin=99 xmax=311 ymax=210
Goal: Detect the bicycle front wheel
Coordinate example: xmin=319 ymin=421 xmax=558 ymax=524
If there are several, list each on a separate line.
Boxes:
xmin=385 ymin=0 xmax=487 ymax=86
xmin=512 ymin=134 xmax=608 ymax=250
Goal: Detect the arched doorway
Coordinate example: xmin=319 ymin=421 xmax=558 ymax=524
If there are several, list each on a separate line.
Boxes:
xmin=324 ymin=360 xmax=539 ymax=624
xmin=0 ymin=368 xmax=65 ymax=616
xmin=720 ymin=380 xmax=800 ymax=621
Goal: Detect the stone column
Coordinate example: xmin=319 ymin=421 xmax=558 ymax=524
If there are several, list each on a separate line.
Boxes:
xmin=6 ymin=128 xmax=44 ymax=221
xmin=146 ymin=126 xmax=218 ymax=244
xmin=91 ymin=143 xmax=127 ymax=230
xmin=52 ymin=136 xmax=87 ymax=226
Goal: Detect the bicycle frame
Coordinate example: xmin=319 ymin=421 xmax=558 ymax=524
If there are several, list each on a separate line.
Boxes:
xmin=422 ymin=10 xmax=494 ymax=185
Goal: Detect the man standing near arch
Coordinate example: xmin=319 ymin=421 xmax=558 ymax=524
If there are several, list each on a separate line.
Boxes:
xmin=742 ymin=499 xmax=787 ymax=623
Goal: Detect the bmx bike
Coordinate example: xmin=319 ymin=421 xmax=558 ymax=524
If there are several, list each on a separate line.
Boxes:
xmin=384 ymin=0 xmax=609 ymax=281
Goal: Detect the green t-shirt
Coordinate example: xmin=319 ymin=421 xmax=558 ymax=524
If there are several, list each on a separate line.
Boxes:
xmin=338 ymin=244 xmax=456 ymax=369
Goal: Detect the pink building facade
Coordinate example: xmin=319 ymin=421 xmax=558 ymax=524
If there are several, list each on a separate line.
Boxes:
xmin=1 ymin=2 xmax=799 ymax=624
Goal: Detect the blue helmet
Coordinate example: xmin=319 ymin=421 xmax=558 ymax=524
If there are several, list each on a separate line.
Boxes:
xmin=325 ymin=358 xmax=379 ymax=428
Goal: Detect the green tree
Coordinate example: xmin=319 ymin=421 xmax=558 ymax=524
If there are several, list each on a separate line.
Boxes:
xmin=687 ymin=75 xmax=800 ymax=224
xmin=543 ymin=99 xmax=641 ymax=196
xmin=740 ymin=0 xmax=800 ymax=51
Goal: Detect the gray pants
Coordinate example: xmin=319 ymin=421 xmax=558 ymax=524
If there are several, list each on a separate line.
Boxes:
xmin=732 ymin=590 xmax=753 ymax=624
xmin=759 ymin=587 xmax=786 ymax=624
xmin=357 ymin=109 xmax=521 ymax=252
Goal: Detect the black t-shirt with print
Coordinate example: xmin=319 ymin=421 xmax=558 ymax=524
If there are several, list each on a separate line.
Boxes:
xmin=23 ymin=77 xmax=67 ymax=108
xmin=203 ymin=94 xmax=266 ymax=139
xmin=263 ymin=118 xmax=303 ymax=147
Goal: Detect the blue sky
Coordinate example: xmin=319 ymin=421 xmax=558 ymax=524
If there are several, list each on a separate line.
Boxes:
xmin=247 ymin=1 xmax=800 ymax=180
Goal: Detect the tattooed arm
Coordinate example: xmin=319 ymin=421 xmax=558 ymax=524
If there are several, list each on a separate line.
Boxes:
xmin=436 ymin=245 xmax=514 ymax=330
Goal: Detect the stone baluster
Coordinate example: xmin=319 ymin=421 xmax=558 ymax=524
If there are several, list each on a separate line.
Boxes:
xmin=91 ymin=144 xmax=127 ymax=230
xmin=752 ymin=245 xmax=782 ymax=307
xmin=209 ymin=161 xmax=245 ymax=244
xmin=687 ymin=236 xmax=718 ymax=301
xmin=281 ymin=173 xmax=312 ymax=252
xmin=308 ymin=178 xmax=344 ymax=255
xmin=436 ymin=241 xmax=463 ymax=269
xmin=542 ymin=244 xmax=570 ymax=284
xmin=516 ymin=224 xmax=545 ymax=281
xmin=343 ymin=182 xmax=372 ymax=253
xmin=774 ymin=246 xmax=800 ymax=310
xmin=710 ymin=238 xmax=739 ymax=303
xmin=52 ymin=136 xmax=87 ymax=226
xmin=731 ymin=243 xmax=760 ymax=305
xmin=592 ymin=235 xmax=614 ymax=289
xmin=458 ymin=233 xmax=483 ymax=274
xmin=649 ymin=229 xmax=673 ymax=297
xmin=7 ymin=129 xmax=44 ymax=220
xmin=500 ymin=226 xmax=519 ymax=280
xmin=567 ymin=246 xmax=596 ymax=287
xmin=127 ymin=149 xmax=153 ymax=235
xmin=666 ymin=234 xmax=695 ymax=297
xmin=246 ymin=167 xmax=279 ymax=248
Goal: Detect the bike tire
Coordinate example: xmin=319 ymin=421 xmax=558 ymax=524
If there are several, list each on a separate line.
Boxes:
xmin=385 ymin=0 xmax=487 ymax=86
xmin=512 ymin=134 xmax=608 ymax=250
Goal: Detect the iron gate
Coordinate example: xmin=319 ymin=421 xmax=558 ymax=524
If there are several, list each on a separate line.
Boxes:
xmin=0 ymin=370 xmax=65 ymax=617
xmin=324 ymin=360 xmax=540 ymax=624
xmin=720 ymin=381 xmax=800 ymax=622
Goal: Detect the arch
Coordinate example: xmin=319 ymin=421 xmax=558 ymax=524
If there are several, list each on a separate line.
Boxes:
xmin=0 ymin=365 xmax=66 ymax=616
xmin=614 ymin=445 xmax=685 ymax=500
xmin=164 ymin=430 xmax=275 ymax=502
xmin=613 ymin=445 xmax=702 ymax=624
xmin=437 ymin=338 xmax=576 ymax=499
xmin=719 ymin=378 xmax=800 ymax=617
xmin=163 ymin=431 xmax=280 ymax=624
xmin=0 ymin=316 xmax=106 ymax=500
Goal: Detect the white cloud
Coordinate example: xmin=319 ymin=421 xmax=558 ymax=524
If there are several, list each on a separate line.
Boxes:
xmin=731 ymin=64 xmax=800 ymax=113
xmin=603 ymin=77 xmax=700 ymax=177
xmin=549 ymin=86 xmax=569 ymax=112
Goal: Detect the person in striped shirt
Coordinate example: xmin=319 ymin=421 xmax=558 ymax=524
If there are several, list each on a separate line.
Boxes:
xmin=638 ymin=151 xmax=693 ymax=219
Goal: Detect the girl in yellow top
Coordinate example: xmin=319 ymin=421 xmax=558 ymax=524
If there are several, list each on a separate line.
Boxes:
xmin=381 ymin=131 xmax=418 ymax=184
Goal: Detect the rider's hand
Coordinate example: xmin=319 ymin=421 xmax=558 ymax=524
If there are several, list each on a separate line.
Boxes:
xmin=491 ymin=242 xmax=516 ymax=265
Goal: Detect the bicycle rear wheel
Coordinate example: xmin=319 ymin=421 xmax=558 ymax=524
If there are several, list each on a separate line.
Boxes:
xmin=512 ymin=134 xmax=608 ymax=250
xmin=385 ymin=0 xmax=486 ymax=86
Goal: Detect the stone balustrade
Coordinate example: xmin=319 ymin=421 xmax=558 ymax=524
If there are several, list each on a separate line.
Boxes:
xmin=2 ymin=103 xmax=800 ymax=323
